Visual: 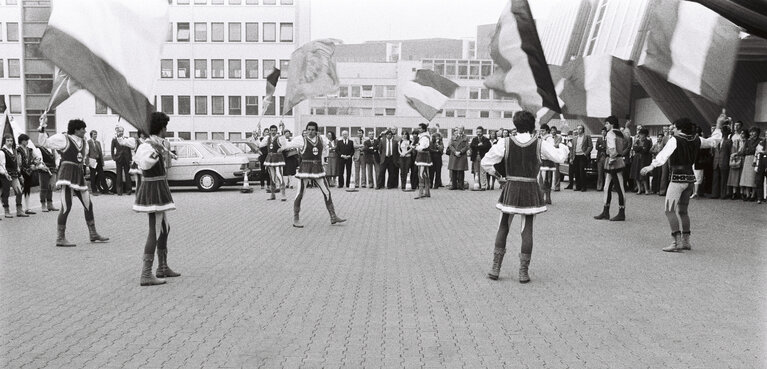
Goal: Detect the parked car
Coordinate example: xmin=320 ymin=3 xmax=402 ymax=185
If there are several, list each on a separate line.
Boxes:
xmin=230 ymin=140 xmax=265 ymax=178
xmin=203 ymin=140 xmax=263 ymax=182
xmin=101 ymin=140 xmax=248 ymax=192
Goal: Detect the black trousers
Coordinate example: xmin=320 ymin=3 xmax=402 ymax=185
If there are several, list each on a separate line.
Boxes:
xmin=378 ymin=157 xmax=398 ymax=189
xmin=337 ymin=157 xmax=352 ymax=188
xmin=712 ymin=166 xmax=729 ymax=198
xmin=430 ymin=153 xmax=443 ymax=188
xmin=573 ymin=155 xmax=589 ymax=190
xmin=451 ymin=170 xmax=465 ymax=189
xmin=90 ymin=163 xmax=107 ymax=193
xmin=115 ymin=161 xmax=132 ymax=194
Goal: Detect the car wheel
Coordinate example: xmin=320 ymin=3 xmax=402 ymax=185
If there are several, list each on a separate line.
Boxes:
xmin=195 ymin=171 xmax=221 ymax=192
xmin=103 ymin=172 xmax=116 ymax=193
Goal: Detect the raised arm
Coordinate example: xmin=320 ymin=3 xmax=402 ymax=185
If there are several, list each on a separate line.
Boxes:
xmin=541 ymin=138 xmax=570 ymax=164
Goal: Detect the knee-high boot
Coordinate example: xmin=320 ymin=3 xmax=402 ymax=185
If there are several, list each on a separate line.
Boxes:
xmin=325 ymin=199 xmax=346 ymax=224
xmin=487 ymin=247 xmax=505 ymax=280
xmin=140 ymin=254 xmax=166 ymax=286
xmin=519 ymin=253 xmax=531 ymax=284
xmin=293 ymin=203 xmax=304 ymax=228
xmin=280 ymin=182 xmax=286 ymax=201
xmin=156 ymin=248 xmax=181 ymax=278
xmin=56 ymin=224 xmax=76 ymax=247
xmin=87 ymin=220 xmax=109 ymax=242
xmin=268 ymin=183 xmax=276 ymax=200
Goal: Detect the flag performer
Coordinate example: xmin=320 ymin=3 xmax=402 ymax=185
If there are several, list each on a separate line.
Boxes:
xmin=38 ymin=116 xmax=109 ymax=247
xmin=413 ymin=123 xmax=432 ymax=199
xmin=259 ymin=123 xmax=288 ymax=201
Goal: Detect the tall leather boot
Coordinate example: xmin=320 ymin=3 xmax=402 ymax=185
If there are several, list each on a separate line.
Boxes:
xmin=87 ymin=220 xmax=110 ymax=242
xmin=156 ymin=249 xmax=181 ymax=278
xmin=325 ymin=200 xmax=347 ymax=225
xmin=3 ymin=207 xmax=11 ymax=218
xmin=140 ymin=254 xmax=166 ymax=286
xmin=593 ymin=205 xmax=610 ymax=220
xmin=424 ymin=182 xmax=431 ymax=198
xmin=662 ymin=232 xmax=683 ymax=252
xmin=545 ymin=189 xmax=552 ymax=205
xmin=47 ymin=201 xmax=59 ymax=212
xmin=680 ymin=232 xmax=693 ymax=250
xmin=519 ymin=253 xmax=532 ymax=284
xmin=268 ymin=184 xmax=276 ymax=200
xmin=16 ymin=205 xmax=29 ymax=217
xmin=293 ymin=203 xmax=304 ymax=228
xmin=487 ymin=247 xmax=505 ymax=280
xmin=609 ymin=206 xmax=625 ymax=221
xmin=56 ymin=224 xmax=76 ymax=247
xmin=280 ymin=183 xmax=286 ymax=201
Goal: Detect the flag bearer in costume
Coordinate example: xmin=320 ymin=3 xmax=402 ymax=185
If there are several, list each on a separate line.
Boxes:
xmin=640 ymin=115 xmax=722 ymax=252
xmin=538 ymin=124 xmax=556 ymax=205
xmin=134 ymin=112 xmax=180 ymax=286
xmin=413 ymin=123 xmax=432 ymax=199
xmin=38 ymin=117 xmax=109 ymax=247
xmin=1 ymin=134 xmax=26 ymax=218
xmin=593 ymin=116 xmax=627 ymax=221
xmin=287 ymin=121 xmax=346 ymax=228
xmin=481 ymin=111 xmax=569 ymax=283
xmin=259 ymin=124 xmax=288 ymax=201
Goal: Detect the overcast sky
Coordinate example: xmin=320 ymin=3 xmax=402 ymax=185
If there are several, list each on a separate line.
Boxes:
xmin=311 ymin=0 xmax=553 ymax=44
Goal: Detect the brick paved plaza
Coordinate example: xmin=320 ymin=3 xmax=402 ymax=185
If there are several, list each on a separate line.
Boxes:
xmin=1 ymin=185 xmax=765 ymax=368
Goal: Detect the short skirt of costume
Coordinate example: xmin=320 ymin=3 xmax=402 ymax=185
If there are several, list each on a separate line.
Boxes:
xmin=283 ymin=153 xmax=299 ymax=176
xmin=133 ymin=175 xmax=175 ymax=213
xmin=539 ymin=159 xmax=556 ymax=171
xmin=129 ymin=162 xmax=141 ymax=175
xmin=605 ymin=156 xmax=625 ymax=172
xmin=264 ymin=152 xmax=286 ymax=167
xmin=56 ymin=161 xmax=88 ymax=191
xmin=670 ymin=166 xmax=696 ymax=183
xmin=295 ymin=159 xmax=326 ymax=179
xmin=739 ymin=155 xmax=756 ymax=187
xmin=415 ymin=151 xmax=432 ymax=167
xmin=496 ymin=178 xmax=546 ymax=215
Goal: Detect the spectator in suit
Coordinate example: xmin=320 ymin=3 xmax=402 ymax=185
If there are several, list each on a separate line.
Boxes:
xmin=447 ymin=126 xmax=469 ymax=190
xmin=622 ymin=123 xmax=635 ymax=191
xmin=111 ymin=126 xmax=136 ymax=196
xmin=87 ymin=130 xmax=107 ymax=195
xmin=363 ymin=131 xmax=379 ymax=189
xmin=377 ymin=130 xmax=399 ymax=189
xmin=16 ymin=134 xmax=37 ymax=214
xmin=570 ymin=125 xmax=593 ymax=192
xmin=325 ymin=131 xmax=338 ymax=187
xmin=630 ymin=128 xmax=652 ymax=195
xmin=595 ymin=127 xmax=607 ymax=191
xmin=336 ymin=130 xmax=355 ymax=188
xmin=352 ymin=129 xmax=366 ymax=188
xmin=470 ymin=126 xmax=492 ymax=190
xmin=711 ymin=125 xmax=732 ymax=199
xmin=429 ymin=128 xmax=444 ymax=189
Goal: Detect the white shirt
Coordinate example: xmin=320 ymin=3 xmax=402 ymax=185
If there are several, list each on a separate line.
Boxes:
xmin=134 ymin=136 xmax=166 ymax=171
xmin=39 ymin=132 xmax=90 ymax=159
xmin=415 ymin=133 xmax=430 ymax=151
xmin=650 ymin=129 xmax=722 ymax=168
xmin=283 ymin=135 xmax=329 ymax=162
xmin=386 ymin=139 xmax=393 ymax=157
xmin=258 ymin=134 xmax=288 ymax=148
xmin=481 ymin=133 xmax=570 ymax=176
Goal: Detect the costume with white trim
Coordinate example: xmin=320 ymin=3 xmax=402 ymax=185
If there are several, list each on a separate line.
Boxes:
xmin=263 ymin=135 xmax=286 ymax=167
xmin=133 ymin=136 xmax=175 ymax=213
xmin=295 ymin=135 xmax=326 ymax=179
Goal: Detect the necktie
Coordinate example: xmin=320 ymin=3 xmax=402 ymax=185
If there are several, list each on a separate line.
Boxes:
xmin=387 ymin=140 xmax=391 ymax=157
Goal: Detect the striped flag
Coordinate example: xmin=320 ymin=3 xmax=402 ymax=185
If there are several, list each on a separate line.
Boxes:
xmin=484 ymin=0 xmax=561 ymax=114
xmin=638 ymin=0 xmax=741 ymax=105
xmin=559 ymin=55 xmax=633 ymax=118
xmin=1 ymin=96 xmax=12 ymax=149
xmin=688 ymin=0 xmax=767 ymax=40
xmin=263 ymin=68 xmax=281 ymax=111
xmin=39 ymin=0 xmax=169 ymax=133
xmin=403 ymin=69 xmax=459 ymax=121
xmin=45 ymin=67 xmax=82 ymax=114
xmin=283 ymin=39 xmax=341 ymax=115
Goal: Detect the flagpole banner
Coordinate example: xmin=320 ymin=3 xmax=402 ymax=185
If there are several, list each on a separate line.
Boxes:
xmin=39 ymin=0 xmax=169 ymax=133
xmin=265 ymin=68 xmax=281 ymax=100
xmin=689 ymin=0 xmax=767 ymax=40
xmin=484 ymin=0 xmax=560 ymax=114
xmin=559 ymin=55 xmax=633 ymax=118
xmin=403 ymin=69 xmax=459 ymax=121
xmin=638 ymin=0 xmax=741 ymax=105
xmin=283 ymin=39 xmax=341 ymax=115
xmin=46 ymin=67 xmax=83 ymax=114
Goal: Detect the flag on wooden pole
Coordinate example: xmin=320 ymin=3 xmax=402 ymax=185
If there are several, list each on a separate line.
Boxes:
xmin=283 ymin=39 xmax=341 ymax=115
xmin=403 ymin=69 xmax=459 ymax=121
xmin=484 ymin=0 xmax=560 ymax=113
xmin=263 ymin=67 xmax=281 ymax=112
xmin=39 ymin=0 xmax=169 ymax=133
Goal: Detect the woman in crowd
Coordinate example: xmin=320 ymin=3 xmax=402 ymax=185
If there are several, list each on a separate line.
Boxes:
xmin=739 ymin=127 xmax=761 ymax=201
xmin=631 ymin=128 xmax=652 ymax=195
xmin=17 ymin=134 xmax=37 ymax=215
xmin=487 ymin=130 xmax=499 ymax=190
xmin=727 ymin=124 xmax=744 ymax=199
xmin=398 ymin=131 xmax=413 ymax=190
xmin=282 ymin=130 xmax=299 ymax=189
xmin=447 ymin=126 xmax=469 ymax=190
xmin=324 ymin=131 xmax=338 ymax=187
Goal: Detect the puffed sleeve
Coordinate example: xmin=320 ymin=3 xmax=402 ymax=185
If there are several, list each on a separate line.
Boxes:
xmin=541 ymin=139 xmax=570 ymax=164
xmin=699 ymin=129 xmax=722 ymax=149
xmin=650 ymin=137 xmax=677 ymax=168
xmin=134 ymin=143 xmax=160 ymax=171
xmin=416 ymin=136 xmax=430 ymax=151
xmin=481 ymin=138 xmax=506 ymax=176
xmin=39 ymin=132 xmax=69 ymax=151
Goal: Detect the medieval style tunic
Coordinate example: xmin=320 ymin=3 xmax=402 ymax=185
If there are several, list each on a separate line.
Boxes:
xmin=40 ymin=134 xmax=89 ymax=191
xmin=414 ymin=132 xmax=432 ymax=167
xmin=133 ymin=136 xmax=175 ymax=213
xmin=262 ymin=135 xmax=286 ymax=167
xmin=291 ymin=136 xmax=328 ymax=179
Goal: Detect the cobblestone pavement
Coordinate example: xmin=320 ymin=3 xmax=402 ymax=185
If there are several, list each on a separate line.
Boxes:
xmin=1 ymin=183 xmax=765 ymax=369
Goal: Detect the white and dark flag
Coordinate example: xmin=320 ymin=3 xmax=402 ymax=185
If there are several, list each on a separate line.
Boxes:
xmin=403 ymin=69 xmax=459 ymax=121
xmin=484 ymin=0 xmax=561 ymax=114
xmin=40 ymin=0 xmax=169 ymax=133
xmin=638 ymin=0 xmax=741 ymax=105
xmin=559 ymin=55 xmax=633 ymax=119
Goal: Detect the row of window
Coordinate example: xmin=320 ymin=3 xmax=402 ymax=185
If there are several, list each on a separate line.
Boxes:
xmin=0 ymin=59 xmax=21 ymax=78
xmin=0 ymin=22 xmax=19 ymax=42
xmin=1 ymin=95 xmax=22 ymax=114
xmin=170 ymin=22 xmax=293 ymax=43
xmin=160 ymin=58 xmax=289 ymax=80
xmin=0 ymin=0 xmax=19 ymax=4
xmin=422 ymin=59 xmax=496 ymax=81
xmin=310 ymin=107 xmax=515 ymax=119
xmin=96 ymin=95 xmax=293 ymax=116
xmin=321 ymin=84 xmax=496 ymax=101
xmin=171 ymin=0 xmax=292 ymax=5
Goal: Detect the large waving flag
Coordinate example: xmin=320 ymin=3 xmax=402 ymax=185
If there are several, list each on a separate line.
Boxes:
xmin=403 ymin=69 xmax=459 ymax=121
xmin=484 ymin=0 xmax=560 ymax=114
xmin=638 ymin=0 xmax=741 ymax=105
xmin=263 ymin=67 xmax=281 ymax=111
xmin=283 ymin=39 xmax=341 ymax=115
xmin=689 ymin=0 xmax=767 ymax=40
xmin=559 ymin=55 xmax=633 ymax=118
xmin=39 ymin=0 xmax=169 ymax=133
xmin=44 ymin=67 xmax=82 ymax=114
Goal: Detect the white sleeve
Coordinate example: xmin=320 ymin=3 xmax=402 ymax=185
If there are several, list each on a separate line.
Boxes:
xmin=0 ymin=150 xmax=6 ymax=175
xmin=285 ymin=136 xmax=304 ymax=150
xmin=699 ymin=129 xmax=722 ymax=149
xmin=481 ymin=139 xmax=506 ymax=176
xmin=541 ymin=139 xmax=569 ymax=164
xmin=416 ymin=136 xmax=430 ymax=151
xmin=651 ymin=137 xmax=677 ymax=168
xmin=134 ymin=143 xmax=160 ymax=171
xmin=258 ymin=137 xmax=268 ymax=148
xmin=117 ymin=137 xmax=137 ymax=150
xmin=41 ymin=133 xmax=69 ymax=151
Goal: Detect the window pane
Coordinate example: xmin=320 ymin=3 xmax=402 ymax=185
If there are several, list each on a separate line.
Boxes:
xmin=374 ymin=85 xmax=384 ymax=98
xmin=26 ymin=80 xmax=52 ymax=94
xmin=194 ymin=22 xmax=206 ymax=42
xmin=178 ymin=59 xmax=190 ymax=78
xmin=195 ymin=96 xmax=207 ymax=115
xmin=195 ymin=132 xmax=209 ymax=140
xmin=212 ymin=96 xmax=224 ymax=115
xmin=7 ymin=23 xmax=19 ymax=42
xmin=177 ymin=23 xmax=190 ymax=41
xmin=194 ymin=59 xmax=207 ymax=78
xmin=161 ymin=96 xmax=174 ymax=115
xmin=279 ymin=23 xmax=293 ymax=42
xmin=245 ymin=96 xmax=258 ymax=115
xmin=262 ymin=60 xmax=275 ymax=79
xmin=245 ymin=22 xmax=258 ymax=42
xmin=280 ymin=96 xmax=292 ymax=116
xmin=0 ymin=60 xmax=4 ymax=78
xmin=229 ymin=23 xmax=241 ymax=42
xmin=95 ymin=99 xmax=108 ymax=114
xmin=161 ymin=59 xmax=173 ymax=78
xmin=211 ymin=22 xmax=224 ymax=42
xmin=228 ymin=96 xmax=241 ymax=115
xmin=229 ymin=132 xmax=242 ymax=141
xmin=245 ymin=59 xmax=258 ymax=79
xmin=9 ymin=95 xmax=22 ymax=114
xmin=167 ymin=22 xmax=173 ymax=42
xmin=178 ymin=132 xmax=191 ymax=140
xmin=178 ymin=96 xmax=191 ymax=115
xmin=228 ymin=59 xmax=241 ymax=78
xmin=339 ymin=86 xmax=348 ymax=98
xmin=279 ymin=59 xmax=289 ymax=79
xmin=280 ymin=0 xmax=293 ymax=4
xmin=263 ymin=23 xmax=276 ymax=42
xmin=212 ymin=132 xmax=225 ymax=140
xmin=211 ymin=0 xmax=223 ymax=4
xmin=0 ymin=24 xmax=3 ymax=42
xmin=9 ymin=59 xmax=20 ymax=78
xmin=195 ymin=0 xmax=206 ymax=4
xmin=246 ymin=0 xmax=258 ymax=4
xmin=211 ymin=59 xmax=224 ymax=78
xmin=351 ymin=85 xmax=360 ymax=97
xmin=177 ymin=0 xmax=189 ymax=3
xmin=263 ymin=0 xmax=275 ymax=4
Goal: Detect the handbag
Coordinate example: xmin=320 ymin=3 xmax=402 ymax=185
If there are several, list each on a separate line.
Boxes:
xmin=729 ymin=153 xmax=742 ymax=169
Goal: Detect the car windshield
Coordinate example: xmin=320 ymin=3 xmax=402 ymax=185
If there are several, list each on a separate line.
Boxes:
xmin=219 ymin=142 xmax=245 ymax=155
xmin=198 ymin=143 xmax=225 ymax=156
xmin=236 ymin=142 xmax=258 ymax=154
